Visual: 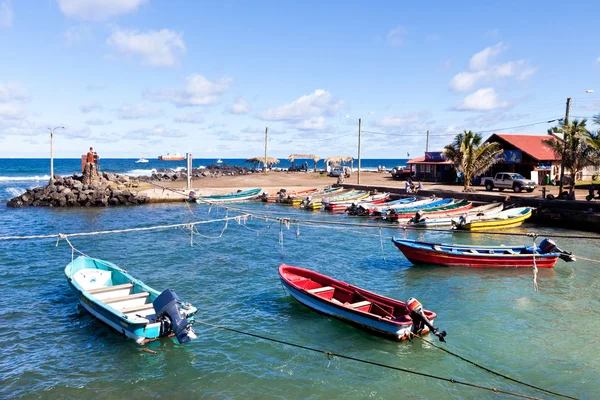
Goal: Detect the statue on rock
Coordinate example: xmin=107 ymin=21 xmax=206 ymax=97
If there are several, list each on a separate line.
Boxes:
xmin=82 ymin=147 xmax=101 ymax=186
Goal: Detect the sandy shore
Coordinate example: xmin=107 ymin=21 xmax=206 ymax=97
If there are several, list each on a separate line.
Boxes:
xmin=137 ymin=171 xmax=594 ymax=201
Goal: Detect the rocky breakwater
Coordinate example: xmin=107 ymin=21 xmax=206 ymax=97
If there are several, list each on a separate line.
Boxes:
xmin=7 ymin=163 xmax=149 ymax=208
xmin=140 ymin=164 xmax=251 ymax=182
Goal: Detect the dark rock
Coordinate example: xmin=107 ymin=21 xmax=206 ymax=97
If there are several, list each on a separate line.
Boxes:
xmin=109 ymin=197 xmax=120 ymax=206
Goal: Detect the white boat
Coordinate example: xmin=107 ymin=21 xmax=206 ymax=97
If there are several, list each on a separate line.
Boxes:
xmin=217 ymin=159 xmax=223 ymax=164
xmin=135 ymin=158 xmax=149 ymax=163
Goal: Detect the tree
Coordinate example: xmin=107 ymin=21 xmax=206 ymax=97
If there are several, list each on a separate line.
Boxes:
xmin=443 ymin=131 xmax=503 ymax=192
xmin=544 ymin=119 xmax=600 ymax=187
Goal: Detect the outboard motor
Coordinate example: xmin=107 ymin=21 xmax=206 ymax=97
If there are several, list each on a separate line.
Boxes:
xmin=153 ymin=289 xmax=196 ymax=344
xmin=406 ymin=297 xmax=446 ymax=342
xmin=538 ymin=238 xmax=576 ymax=262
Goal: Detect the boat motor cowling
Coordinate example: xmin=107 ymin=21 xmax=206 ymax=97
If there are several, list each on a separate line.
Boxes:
xmin=538 ymin=238 xmax=576 ymax=262
xmin=153 ymin=289 xmax=195 ymax=344
xmin=406 ymin=297 xmax=446 ymax=342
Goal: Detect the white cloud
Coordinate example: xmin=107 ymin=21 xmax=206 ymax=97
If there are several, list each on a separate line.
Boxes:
xmin=230 ymin=97 xmax=250 ymax=114
xmin=86 ymin=119 xmax=112 ymax=126
xmin=449 ymin=71 xmax=487 ymax=92
xmin=174 ymin=112 xmax=204 ymax=124
xmin=375 ymin=112 xmax=432 ymax=128
xmin=450 ymin=43 xmax=536 ymax=93
xmin=469 ymin=42 xmax=507 ymax=71
xmin=145 ymin=74 xmax=232 ymax=106
xmin=57 ymin=0 xmax=147 ymax=21
xmin=80 ymin=101 xmax=102 ymax=113
xmin=0 ymin=0 xmax=13 ymax=29
xmin=386 ymin=26 xmax=405 ymax=47
xmin=454 ymin=88 xmax=510 ymax=111
xmin=107 ymin=28 xmax=186 ymax=67
xmin=65 ymin=24 xmax=92 ymax=45
xmin=117 ymin=104 xmax=162 ymax=119
xmin=293 ymin=116 xmax=326 ymax=131
xmin=127 ymin=124 xmax=186 ymax=139
xmin=0 ymin=82 xmax=28 ymax=102
xmin=260 ymin=89 xmax=342 ymax=121
xmin=0 ymin=102 xmax=26 ymax=119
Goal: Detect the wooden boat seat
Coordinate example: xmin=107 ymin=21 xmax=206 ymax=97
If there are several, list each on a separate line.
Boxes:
xmin=308 ymin=286 xmax=334 ymax=294
xmin=104 ymin=292 xmax=149 ymax=304
xmin=88 ymin=283 xmax=133 ymax=294
xmin=348 ymin=300 xmax=372 ymax=312
xmin=308 ymin=286 xmax=335 ymax=300
xmin=120 ymin=303 xmax=154 ymax=314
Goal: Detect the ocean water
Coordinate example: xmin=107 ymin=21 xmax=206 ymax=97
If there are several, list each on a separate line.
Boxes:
xmin=0 ymin=159 xmax=599 ymax=399
xmin=0 ymin=158 xmax=408 ymax=203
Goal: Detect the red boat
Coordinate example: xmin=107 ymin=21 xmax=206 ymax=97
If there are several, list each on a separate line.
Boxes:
xmin=391 ymin=237 xmax=576 ymax=268
xmin=279 ymin=264 xmax=446 ymax=341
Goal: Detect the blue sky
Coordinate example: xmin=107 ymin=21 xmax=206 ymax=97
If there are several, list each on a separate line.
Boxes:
xmin=0 ymin=0 xmax=598 ymax=158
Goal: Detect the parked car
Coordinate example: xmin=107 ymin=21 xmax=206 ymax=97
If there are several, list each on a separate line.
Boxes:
xmin=484 ymin=173 xmax=537 ymax=193
xmin=329 ymin=167 xmax=351 ymax=177
xmin=391 ymin=166 xmax=412 ymax=180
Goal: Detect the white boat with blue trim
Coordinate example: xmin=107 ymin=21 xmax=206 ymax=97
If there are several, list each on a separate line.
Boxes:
xmin=64 ymin=256 xmax=197 ymax=344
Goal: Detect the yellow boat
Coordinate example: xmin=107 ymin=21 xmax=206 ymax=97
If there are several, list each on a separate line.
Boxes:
xmin=456 ymin=207 xmax=532 ymax=231
xmin=303 ymin=200 xmax=323 ymax=210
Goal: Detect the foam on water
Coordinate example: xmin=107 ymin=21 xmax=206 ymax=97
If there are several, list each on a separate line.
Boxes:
xmin=124 ymin=168 xmax=156 ymax=177
xmin=0 ymin=175 xmax=51 ymax=182
xmin=5 ymin=187 xmax=26 ymax=197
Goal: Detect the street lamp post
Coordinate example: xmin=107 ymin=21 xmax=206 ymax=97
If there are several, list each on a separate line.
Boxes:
xmin=49 ymin=126 xmax=65 ymax=183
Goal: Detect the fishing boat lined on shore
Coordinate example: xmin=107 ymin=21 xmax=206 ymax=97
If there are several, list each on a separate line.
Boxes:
xmin=64 ymin=256 xmax=197 ymax=344
xmin=391 ymin=237 xmax=575 ymax=268
xmin=373 ymin=197 xmax=449 ymax=216
xmin=384 ymin=200 xmax=472 ymax=221
xmin=191 ymin=188 xmax=262 ymax=203
xmin=279 ymin=264 xmax=446 ymax=341
xmin=409 ymin=202 xmax=504 ymax=227
xmin=324 ymin=192 xmax=388 ymax=211
xmin=285 ymin=187 xmax=344 ymax=206
xmin=261 ymin=188 xmax=317 ymax=203
xmin=454 ymin=207 xmax=532 ymax=231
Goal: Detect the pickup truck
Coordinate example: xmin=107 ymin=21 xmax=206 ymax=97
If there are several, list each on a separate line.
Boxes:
xmin=484 ymin=173 xmax=537 ymax=193
xmin=391 ymin=166 xmax=412 ymax=180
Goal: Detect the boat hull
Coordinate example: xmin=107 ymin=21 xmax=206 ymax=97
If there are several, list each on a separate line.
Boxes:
xmin=279 ymin=265 xmax=437 ymax=341
xmin=461 ymin=209 xmax=532 ymax=231
xmin=392 ymin=238 xmax=558 ymax=268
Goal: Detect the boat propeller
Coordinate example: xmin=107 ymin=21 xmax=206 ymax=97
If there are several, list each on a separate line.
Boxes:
xmin=406 ymin=297 xmax=447 ymax=342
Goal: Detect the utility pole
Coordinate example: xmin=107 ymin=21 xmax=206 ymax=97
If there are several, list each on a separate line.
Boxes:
xmin=263 ymin=127 xmax=268 ymax=173
xmin=186 ymin=153 xmax=192 ymax=190
xmin=426 ymin=130 xmax=430 ymax=153
xmin=49 ymin=126 xmax=65 ymax=184
xmin=357 ymin=118 xmax=362 ymax=185
xmin=558 ymin=97 xmax=571 ymax=195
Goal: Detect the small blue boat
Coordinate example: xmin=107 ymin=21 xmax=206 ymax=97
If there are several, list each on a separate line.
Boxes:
xmin=190 ymin=187 xmax=262 ymax=203
xmin=64 ymin=256 xmax=197 ymax=344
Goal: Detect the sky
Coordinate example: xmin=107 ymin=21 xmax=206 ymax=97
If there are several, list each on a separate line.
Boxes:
xmin=0 ymin=0 xmax=599 ymax=159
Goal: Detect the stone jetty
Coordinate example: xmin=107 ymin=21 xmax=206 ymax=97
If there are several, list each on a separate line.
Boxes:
xmin=140 ymin=164 xmax=251 ymax=182
xmin=7 ymin=163 xmax=149 ymax=208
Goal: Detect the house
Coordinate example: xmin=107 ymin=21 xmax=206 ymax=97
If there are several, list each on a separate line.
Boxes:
xmin=406 ymin=151 xmax=455 ymax=182
xmin=483 ymin=133 xmax=561 ymax=184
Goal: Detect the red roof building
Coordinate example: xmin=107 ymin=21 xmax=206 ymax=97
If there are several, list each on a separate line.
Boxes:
xmin=484 ymin=133 xmax=562 ymax=183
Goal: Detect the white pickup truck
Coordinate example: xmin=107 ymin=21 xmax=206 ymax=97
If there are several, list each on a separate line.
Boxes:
xmin=483 ymin=173 xmax=537 ymax=193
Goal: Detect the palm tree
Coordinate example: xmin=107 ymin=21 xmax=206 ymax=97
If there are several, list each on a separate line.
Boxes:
xmin=544 ymin=119 xmax=600 ymax=189
xmin=443 ymin=131 xmax=503 ymax=192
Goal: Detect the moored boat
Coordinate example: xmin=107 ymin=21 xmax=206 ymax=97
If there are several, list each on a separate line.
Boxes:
xmin=373 ymin=197 xmax=449 ymax=216
xmin=286 ymin=187 xmax=343 ymax=206
xmin=348 ymin=197 xmax=418 ymax=216
xmin=409 ymin=202 xmax=503 ymax=227
xmin=384 ymin=200 xmax=472 ymax=221
xmin=135 ymin=158 xmax=149 ymax=163
xmin=279 ymin=264 xmax=445 ymax=341
xmin=64 ymin=256 xmax=197 ymax=344
xmin=261 ymin=188 xmax=317 ymax=203
xmin=454 ymin=207 xmax=532 ymax=231
xmin=191 ymin=188 xmax=262 ymax=203
xmin=325 ymin=192 xmax=390 ymax=211
xmin=391 ymin=237 xmax=575 ymax=268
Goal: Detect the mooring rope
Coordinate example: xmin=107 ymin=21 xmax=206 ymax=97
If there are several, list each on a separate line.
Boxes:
xmin=416 ymin=336 xmax=577 ymax=400
xmin=192 ymin=319 xmax=549 ymax=400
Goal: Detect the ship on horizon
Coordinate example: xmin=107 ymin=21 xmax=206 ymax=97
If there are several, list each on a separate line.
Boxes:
xmin=158 ymin=151 xmax=185 ymax=161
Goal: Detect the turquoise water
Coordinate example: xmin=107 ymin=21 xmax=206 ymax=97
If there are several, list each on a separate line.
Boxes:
xmin=1 ymin=200 xmax=599 ymax=399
